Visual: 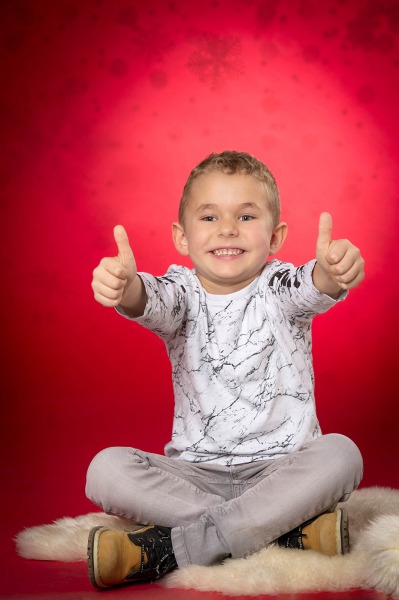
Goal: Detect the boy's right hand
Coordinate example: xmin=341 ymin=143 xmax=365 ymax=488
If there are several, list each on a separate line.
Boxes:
xmin=92 ymin=225 xmax=138 ymax=308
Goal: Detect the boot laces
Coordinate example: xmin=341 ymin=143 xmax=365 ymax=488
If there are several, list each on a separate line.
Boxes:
xmin=127 ymin=525 xmax=177 ymax=581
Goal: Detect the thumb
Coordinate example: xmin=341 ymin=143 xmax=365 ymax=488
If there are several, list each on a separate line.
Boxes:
xmin=317 ymin=212 xmax=333 ymax=250
xmin=113 ymin=224 xmax=134 ymax=267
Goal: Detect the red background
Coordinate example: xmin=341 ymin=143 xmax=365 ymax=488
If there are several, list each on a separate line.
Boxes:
xmin=1 ymin=0 xmax=399 ymax=538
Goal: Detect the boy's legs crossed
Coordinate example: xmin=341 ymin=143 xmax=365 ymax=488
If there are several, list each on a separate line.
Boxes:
xmin=86 ymin=434 xmax=363 ymax=568
xmin=172 ymin=433 xmax=363 ymax=566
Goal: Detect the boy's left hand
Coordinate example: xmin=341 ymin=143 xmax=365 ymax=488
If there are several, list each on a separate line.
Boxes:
xmin=314 ymin=212 xmax=365 ymax=297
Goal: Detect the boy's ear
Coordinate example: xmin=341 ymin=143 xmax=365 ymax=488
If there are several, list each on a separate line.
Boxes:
xmin=172 ymin=222 xmax=189 ymax=256
xmin=269 ymin=222 xmax=288 ymax=256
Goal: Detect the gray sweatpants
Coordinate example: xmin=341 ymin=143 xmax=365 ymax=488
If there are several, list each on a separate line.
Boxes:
xmin=85 ymin=434 xmax=363 ymax=568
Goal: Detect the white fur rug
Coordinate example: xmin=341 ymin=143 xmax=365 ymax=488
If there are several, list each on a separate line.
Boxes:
xmin=15 ymin=486 xmax=399 ymax=597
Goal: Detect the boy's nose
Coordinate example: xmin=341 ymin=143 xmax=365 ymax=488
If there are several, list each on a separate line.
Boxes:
xmin=218 ymin=218 xmax=239 ymax=236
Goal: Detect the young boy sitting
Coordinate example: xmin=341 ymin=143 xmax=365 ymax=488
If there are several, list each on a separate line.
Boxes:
xmin=87 ymin=150 xmax=364 ymax=589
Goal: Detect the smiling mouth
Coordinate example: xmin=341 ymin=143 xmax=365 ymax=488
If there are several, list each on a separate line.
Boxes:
xmin=212 ymin=248 xmax=244 ymax=256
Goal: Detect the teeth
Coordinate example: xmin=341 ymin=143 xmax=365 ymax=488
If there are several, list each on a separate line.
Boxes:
xmin=213 ymin=249 xmax=243 ymax=256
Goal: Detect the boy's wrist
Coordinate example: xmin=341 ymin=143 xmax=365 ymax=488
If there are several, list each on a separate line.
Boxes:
xmin=312 ymin=262 xmax=342 ymax=299
xmin=119 ymin=275 xmax=147 ymax=317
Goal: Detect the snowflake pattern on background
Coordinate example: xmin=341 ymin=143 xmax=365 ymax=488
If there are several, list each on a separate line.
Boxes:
xmin=187 ymin=34 xmax=244 ymax=89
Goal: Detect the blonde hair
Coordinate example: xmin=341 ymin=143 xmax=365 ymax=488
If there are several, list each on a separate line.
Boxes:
xmin=179 ymin=150 xmax=280 ymax=226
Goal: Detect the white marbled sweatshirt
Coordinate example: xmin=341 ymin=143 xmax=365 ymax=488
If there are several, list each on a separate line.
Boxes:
xmin=117 ymin=259 xmax=345 ymax=465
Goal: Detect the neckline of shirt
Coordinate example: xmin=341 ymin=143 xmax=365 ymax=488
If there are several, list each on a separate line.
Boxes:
xmin=202 ymin=275 xmax=261 ymax=306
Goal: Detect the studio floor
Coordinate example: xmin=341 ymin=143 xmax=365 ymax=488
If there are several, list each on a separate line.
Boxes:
xmin=0 ymin=550 xmax=389 ymax=600
xmin=1 ymin=514 xmax=388 ymax=600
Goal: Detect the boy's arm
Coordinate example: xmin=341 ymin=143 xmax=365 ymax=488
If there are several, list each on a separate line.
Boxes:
xmin=92 ymin=225 xmax=147 ymax=318
xmin=313 ymin=212 xmax=365 ymax=299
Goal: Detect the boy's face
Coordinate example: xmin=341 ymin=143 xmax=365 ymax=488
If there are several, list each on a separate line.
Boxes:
xmin=173 ymin=171 xmax=287 ymax=294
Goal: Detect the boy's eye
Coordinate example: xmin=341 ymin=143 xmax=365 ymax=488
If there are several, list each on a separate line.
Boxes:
xmin=239 ymin=214 xmax=254 ymax=221
xmin=201 ymin=215 xmax=217 ymax=222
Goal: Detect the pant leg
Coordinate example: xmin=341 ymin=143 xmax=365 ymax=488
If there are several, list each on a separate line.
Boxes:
xmin=172 ymin=434 xmax=363 ymax=566
xmin=85 ymin=446 xmax=230 ymax=527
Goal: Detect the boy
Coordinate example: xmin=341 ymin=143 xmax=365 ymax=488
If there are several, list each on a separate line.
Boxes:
xmin=87 ymin=151 xmax=364 ymax=589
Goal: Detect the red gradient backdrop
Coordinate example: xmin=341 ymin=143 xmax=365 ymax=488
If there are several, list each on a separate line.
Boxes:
xmin=1 ymin=0 xmax=399 ymax=535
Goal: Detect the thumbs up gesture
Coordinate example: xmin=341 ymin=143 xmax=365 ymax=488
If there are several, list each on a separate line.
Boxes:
xmin=92 ymin=226 xmax=145 ymax=313
xmin=314 ymin=213 xmax=365 ymax=297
